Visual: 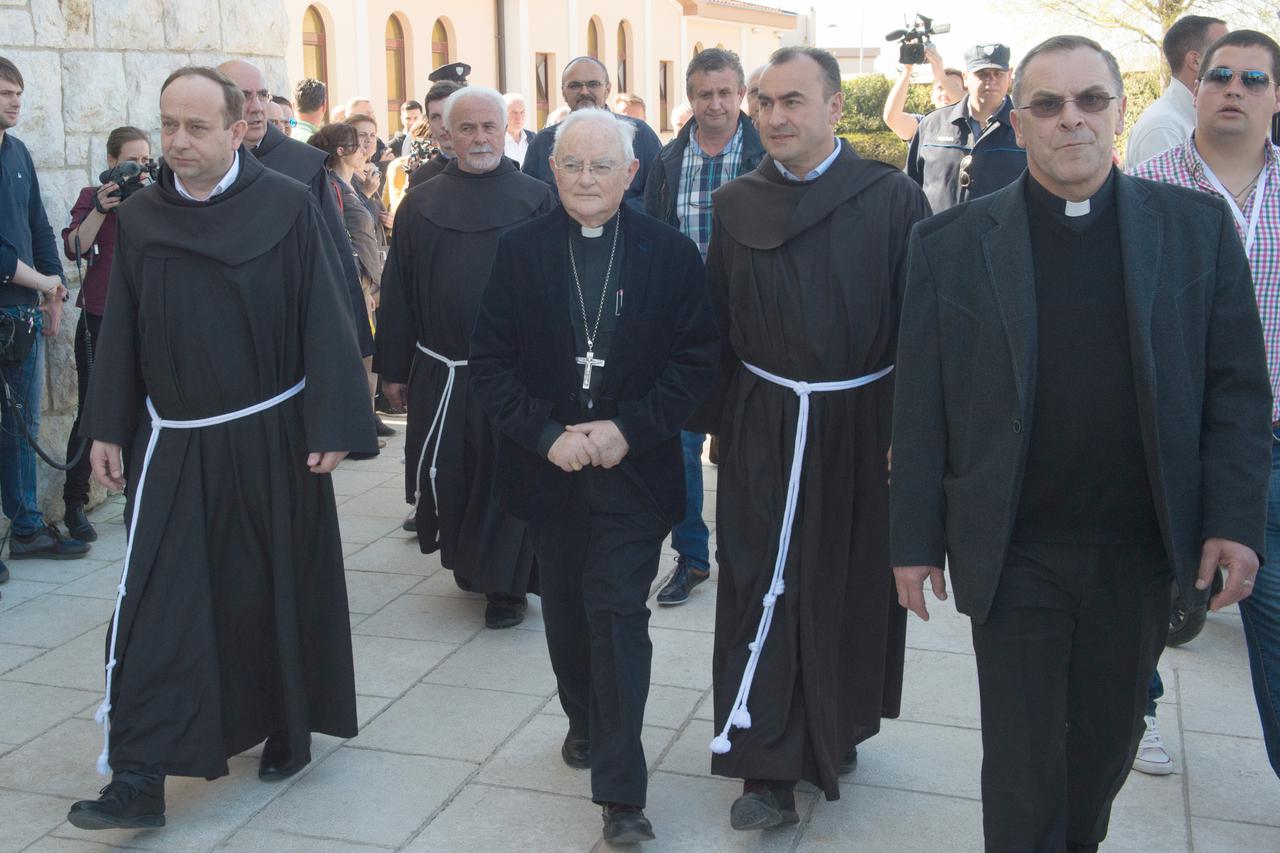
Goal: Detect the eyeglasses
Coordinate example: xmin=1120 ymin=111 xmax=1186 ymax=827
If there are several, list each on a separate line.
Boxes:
xmin=1201 ymin=67 xmax=1274 ymax=91
xmin=564 ymin=80 xmax=606 ymax=92
xmin=553 ymin=158 xmax=621 ymax=178
xmin=958 ymin=154 xmax=974 ymax=189
xmin=1016 ymin=93 xmax=1117 ymax=118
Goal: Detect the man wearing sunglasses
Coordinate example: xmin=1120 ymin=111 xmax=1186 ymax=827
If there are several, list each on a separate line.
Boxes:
xmin=893 ymin=35 xmax=1270 ymax=851
xmin=906 ymin=43 xmax=1027 ymax=213
xmin=1133 ymin=29 xmax=1280 ymax=782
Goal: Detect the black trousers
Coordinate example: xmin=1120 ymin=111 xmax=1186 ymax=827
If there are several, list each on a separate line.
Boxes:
xmin=530 ymin=466 xmax=669 ymax=808
xmin=63 ymin=311 xmax=101 ymax=507
xmin=972 ymin=542 xmax=1171 ymax=853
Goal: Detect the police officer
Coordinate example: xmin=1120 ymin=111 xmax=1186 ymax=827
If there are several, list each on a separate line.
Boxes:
xmin=906 ymin=43 xmax=1026 ymax=213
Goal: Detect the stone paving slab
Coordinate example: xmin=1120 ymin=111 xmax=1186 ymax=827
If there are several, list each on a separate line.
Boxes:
xmin=1 ymin=428 xmax=1277 ymax=852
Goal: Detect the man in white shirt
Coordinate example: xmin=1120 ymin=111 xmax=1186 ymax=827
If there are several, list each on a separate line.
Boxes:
xmin=502 ymin=93 xmax=534 ymax=166
xmin=1127 ymin=15 xmax=1228 ymax=168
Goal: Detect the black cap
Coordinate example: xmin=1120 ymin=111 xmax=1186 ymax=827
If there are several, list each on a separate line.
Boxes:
xmin=964 ymin=44 xmax=1010 ymax=72
xmin=428 ymin=62 xmax=471 ymax=84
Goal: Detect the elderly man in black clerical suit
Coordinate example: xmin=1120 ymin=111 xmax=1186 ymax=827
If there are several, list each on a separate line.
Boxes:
xmin=470 ymin=108 xmax=718 ymax=846
xmin=892 ymin=36 xmax=1271 ymax=852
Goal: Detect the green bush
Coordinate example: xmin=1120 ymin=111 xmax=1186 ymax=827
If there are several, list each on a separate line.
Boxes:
xmin=839 ymin=75 xmax=893 ymax=134
xmin=841 ymin=130 xmax=910 ymax=169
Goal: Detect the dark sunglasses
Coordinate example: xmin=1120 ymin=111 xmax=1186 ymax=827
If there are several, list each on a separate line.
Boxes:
xmin=1016 ymin=93 xmax=1117 ymax=118
xmin=958 ymin=154 xmax=974 ymax=189
xmin=1201 ymin=67 xmax=1274 ymax=91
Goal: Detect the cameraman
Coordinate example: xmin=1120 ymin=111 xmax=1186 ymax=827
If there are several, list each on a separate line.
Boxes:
xmin=0 ymin=56 xmax=88 ymax=575
xmin=883 ymin=46 xmax=964 ymax=142
xmin=60 ymin=125 xmax=151 ymax=543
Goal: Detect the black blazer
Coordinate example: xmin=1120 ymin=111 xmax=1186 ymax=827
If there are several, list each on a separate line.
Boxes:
xmin=470 ymin=206 xmax=719 ymax=528
xmin=890 ymin=172 xmax=1272 ymax=623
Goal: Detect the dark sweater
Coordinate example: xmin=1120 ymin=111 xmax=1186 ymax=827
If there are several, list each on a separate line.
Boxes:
xmin=1012 ymin=173 xmax=1161 ymax=544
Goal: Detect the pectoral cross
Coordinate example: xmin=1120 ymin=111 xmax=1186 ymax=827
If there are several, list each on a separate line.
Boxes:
xmin=576 ymin=351 xmax=605 ymax=391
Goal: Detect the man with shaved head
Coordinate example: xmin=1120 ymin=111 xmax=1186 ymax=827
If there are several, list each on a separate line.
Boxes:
xmin=520 ymin=56 xmax=662 ymax=203
xmin=218 ymin=59 xmax=371 ymax=359
xmin=66 ymin=65 xmax=375 ymax=830
xmin=472 ymin=108 xmax=718 ymax=845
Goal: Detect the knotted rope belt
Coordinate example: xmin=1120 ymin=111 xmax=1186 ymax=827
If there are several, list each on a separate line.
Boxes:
xmin=411 ymin=344 xmax=467 ymax=515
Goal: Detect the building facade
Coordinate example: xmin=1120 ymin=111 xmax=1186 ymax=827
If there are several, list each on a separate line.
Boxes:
xmin=282 ymin=0 xmax=797 ymax=136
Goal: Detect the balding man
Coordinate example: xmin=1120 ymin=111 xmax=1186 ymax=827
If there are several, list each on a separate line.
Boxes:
xmin=471 ymin=109 xmax=718 ymax=845
xmin=376 ymin=87 xmax=554 ymax=629
xmin=66 ymin=65 xmax=375 ymax=830
xmin=503 ymin=92 xmax=535 ymax=166
xmin=218 ymin=60 xmax=371 ymax=358
xmin=520 ymin=56 xmax=662 ymax=204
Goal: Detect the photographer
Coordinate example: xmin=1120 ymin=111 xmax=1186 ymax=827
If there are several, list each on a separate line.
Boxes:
xmin=882 ymin=46 xmax=964 ymax=142
xmin=60 ymin=126 xmax=152 ymax=542
xmin=0 ymin=56 xmax=89 ymax=574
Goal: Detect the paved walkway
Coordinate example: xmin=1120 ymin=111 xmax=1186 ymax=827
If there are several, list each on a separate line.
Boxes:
xmin=0 ymin=421 xmax=1276 ymax=852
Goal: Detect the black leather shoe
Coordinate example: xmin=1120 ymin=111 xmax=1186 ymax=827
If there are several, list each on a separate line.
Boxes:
xmin=601 ymin=803 xmax=655 ymax=845
xmin=375 ymin=417 xmax=397 ymax=437
xmin=562 ymin=730 xmax=590 ymax=769
xmin=67 ymin=779 xmax=165 ymax=830
xmin=259 ymin=732 xmax=308 ymax=782
xmin=0 ymin=560 xmax=8 ymax=584
xmin=64 ymin=504 xmax=98 ymax=543
xmin=346 ymin=448 xmax=381 ymax=461
xmin=9 ymin=525 xmax=90 ymax=560
xmin=730 ymin=780 xmax=799 ymax=830
xmin=655 ymin=558 xmax=710 ymax=606
xmin=839 ymin=745 xmax=858 ymax=775
xmin=402 ymin=513 xmax=417 ymax=533
xmin=485 ymin=594 xmax=527 ymax=629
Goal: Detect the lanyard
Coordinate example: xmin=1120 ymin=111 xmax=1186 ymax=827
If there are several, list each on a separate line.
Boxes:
xmin=1197 ymin=149 xmax=1268 ymax=257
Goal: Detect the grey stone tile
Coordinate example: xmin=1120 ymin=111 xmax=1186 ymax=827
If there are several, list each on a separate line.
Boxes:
xmin=221 ymin=828 xmax=389 ymax=852
xmin=331 ymin=466 xmax=400 ymax=497
xmin=344 ymin=536 xmax=440 ymax=576
xmin=1192 ymin=816 xmax=1280 ymax=852
xmin=903 ymin=593 xmax=976 ymax=655
xmin=342 ymin=569 xmax=423 ymax=615
xmin=798 ymin=784 xmax=983 ymax=852
xmin=898 ymin=648 xmax=982 ymax=730
xmin=0 ymin=640 xmax=42 ymax=674
xmin=0 ymin=680 xmax=100 ymax=743
xmin=658 ymin=718 xmax=716 ymax=778
xmin=648 ymin=581 xmax=718 ymax=634
xmin=0 ymin=788 xmax=78 ymax=852
xmin=337 ymin=487 xmax=412 ymax=519
xmin=648 ymin=626 xmax=714 ymax=691
xmin=0 ymin=594 xmax=111 ymax=648
xmin=0 ymin=718 xmax=113 ymax=798
xmin=355 ymin=682 xmax=541 ymax=762
xmin=54 ymin=562 xmax=126 ymax=601
xmin=409 ymin=570 xmax=481 ymax=598
xmin=78 ymin=529 xmax=126 ymax=563
xmin=3 ymin=628 xmax=107 ymax=693
xmin=643 ymin=684 xmax=705 ymax=730
xmin=424 ymin=628 xmax=556 ymax=696
xmin=1178 ymin=665 xmax=1265 ymax=739
xmin=337 ymin=514 xmax=403 ymax=545
xmin=351 ymin=634 xmax=456 ymax=698
xmin=351 ymin=594 xmax=482 ymax=644
xmin=55 ymin=755 xmax=283 ymax=852
xmin=846 ymin=719 xmax=983 ymax=801
xmin=403 ymin=783 xmax=602 ymax=853
xmin=355 ymin=694 xmax=393 ymax=729
xmin=1105 ymin=750 xmax=1190 ymax=852
xmin=340 ymin=455 xmax=407 ymax=475
xmin=644 ymin=772 xmax=811 ymax=852
xmin=23 ymin=837 xmax=125 ymax=853
xmin=0 ymin=577 xmax=61 ymax=612
xmin=693 ymin=691 xmax=715 ymax=721
xmin=4 ymin=556 xmax=111 ymax=586
xmin=1162 ymin=612 xmax=1252 ymax=675
xmin=1185 ymin=730 xmax=1280 ymax=826
xmin=249 ymin=746 xmax=472 ymax=847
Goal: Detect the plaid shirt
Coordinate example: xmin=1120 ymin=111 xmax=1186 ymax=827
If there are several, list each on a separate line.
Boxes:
xmin=677 ymin=122 xmax=745 ymax=259
xmin=1132 ymin=137 xmax=1280 ymax=421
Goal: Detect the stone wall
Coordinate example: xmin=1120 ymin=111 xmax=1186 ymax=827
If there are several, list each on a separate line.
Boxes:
xmin=0 ymin=0 xmax=289 ymax=532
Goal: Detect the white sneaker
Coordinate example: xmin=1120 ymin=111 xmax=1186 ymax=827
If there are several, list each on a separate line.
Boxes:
xmin=1132 ymin=715 xmax=1174 ymax=775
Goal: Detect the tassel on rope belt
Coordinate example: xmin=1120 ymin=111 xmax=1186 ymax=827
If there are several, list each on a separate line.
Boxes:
xmin=411 ymin=344 xmax=467 ymax=515
xmin=709 ymin=361 xmax=894 ymax=755
xmin=95 ymin=378 xmax=307 ymax=774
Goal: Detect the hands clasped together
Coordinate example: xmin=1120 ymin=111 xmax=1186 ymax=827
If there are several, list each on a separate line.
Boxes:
xmin=548 ymin=421 xmax=630 ymax=473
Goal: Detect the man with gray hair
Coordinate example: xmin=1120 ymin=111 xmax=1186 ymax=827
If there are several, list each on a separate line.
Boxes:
xmin=503 ymin=92 xmax=535 ymax=166
xmin=521 ymin=56 xmax=662 ymax=203
xmin=893 ymin=35 xmax=1269 ymax=851
xmin=376 ymin=87 xmax=553 ymax=629
xmin=471 ymin=107 xmax=718 ymax=845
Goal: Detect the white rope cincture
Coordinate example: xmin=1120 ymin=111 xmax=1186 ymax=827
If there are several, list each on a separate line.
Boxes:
xmin=709 ymin=361 xmax=894 ymax=756
xmin=411 ymin=344 xmax=468 ymax=516
xmin=95 ymin=378 xmax=307 ymax=775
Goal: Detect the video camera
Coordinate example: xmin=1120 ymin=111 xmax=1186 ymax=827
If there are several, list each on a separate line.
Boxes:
xmin=97 ymin=159 xmax=158 ymax=205
xmin=885 ymin=14 xmax=950 ymax=66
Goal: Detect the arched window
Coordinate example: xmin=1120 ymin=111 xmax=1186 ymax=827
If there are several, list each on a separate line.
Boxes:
xmin=587 ymin=18 xmax=602 ymax=60
xmin=432 ymin=19 xmax=450 ymax=68
xmin=303 ymin=5 xmax=328 ymax=89
xmin=385 ymin=16 xmax=407 ymax=133
xmin=617 ymin=21 xmax=631 ymax=93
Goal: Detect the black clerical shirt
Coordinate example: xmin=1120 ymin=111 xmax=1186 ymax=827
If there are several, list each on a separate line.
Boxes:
xmin=567 ymin=213 xmax=623 ymax=412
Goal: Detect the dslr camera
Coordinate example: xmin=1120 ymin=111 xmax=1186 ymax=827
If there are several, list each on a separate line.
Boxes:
xmin=97 ymin=159 xmax=158 ymax=207
xmin=885 ymin=14 xmax=950 ymax=66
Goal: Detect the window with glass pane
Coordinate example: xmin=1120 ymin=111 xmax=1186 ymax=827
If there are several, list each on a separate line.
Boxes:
xmin=659 ymin=61 xmax=671 ymax=131
xmin=432 ymin=20 xmax=450 ymax=69
xmin=536 ymin=53 xmax=551 ymax=129
xmin=617 ymin=22 xmax=629 ymax=93
xmin=588 ymin=19 xmax=600 ymax=60
xmin=386 ymin=16 xmax=407 ymax=134
xmin=303 ymin=5 xmax=328 ymax=89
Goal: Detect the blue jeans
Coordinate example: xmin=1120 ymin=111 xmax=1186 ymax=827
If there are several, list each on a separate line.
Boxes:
xmin=670 ymin=431 xmax=709 ymax=569
xmin=0 ymin=307 xmax=46 ymax=537
xmin=1146 ymin=670 xmax=1163 ymax=717
xmin=1239 ymin=425 xmax=1280 ymax=777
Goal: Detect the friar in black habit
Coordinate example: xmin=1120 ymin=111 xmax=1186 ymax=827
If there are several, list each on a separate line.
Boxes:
xmin=470 ymin=108 xmax=718 ymax=846
xmin=67 ymin=67 xmax=376 ymax=831
xmin=376 ymin=87 xmax=553 ymax=628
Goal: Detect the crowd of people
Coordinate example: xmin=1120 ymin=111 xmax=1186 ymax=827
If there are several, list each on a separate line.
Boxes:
xmin=0 ymin=13 xmax=1277 ymax=851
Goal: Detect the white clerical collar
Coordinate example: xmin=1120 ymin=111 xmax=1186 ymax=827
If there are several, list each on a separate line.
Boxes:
xmin=777 ymin=138 xmax=841 ymax=182
xmin=174 ymin=151 xmax=240 ymax=202
xmin=1064 ymin=199 xmax=1090 ymax=217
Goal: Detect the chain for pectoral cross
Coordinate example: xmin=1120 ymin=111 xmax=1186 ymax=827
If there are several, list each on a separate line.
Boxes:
xmin=568 ymin=213 xmax=620 ymax=394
